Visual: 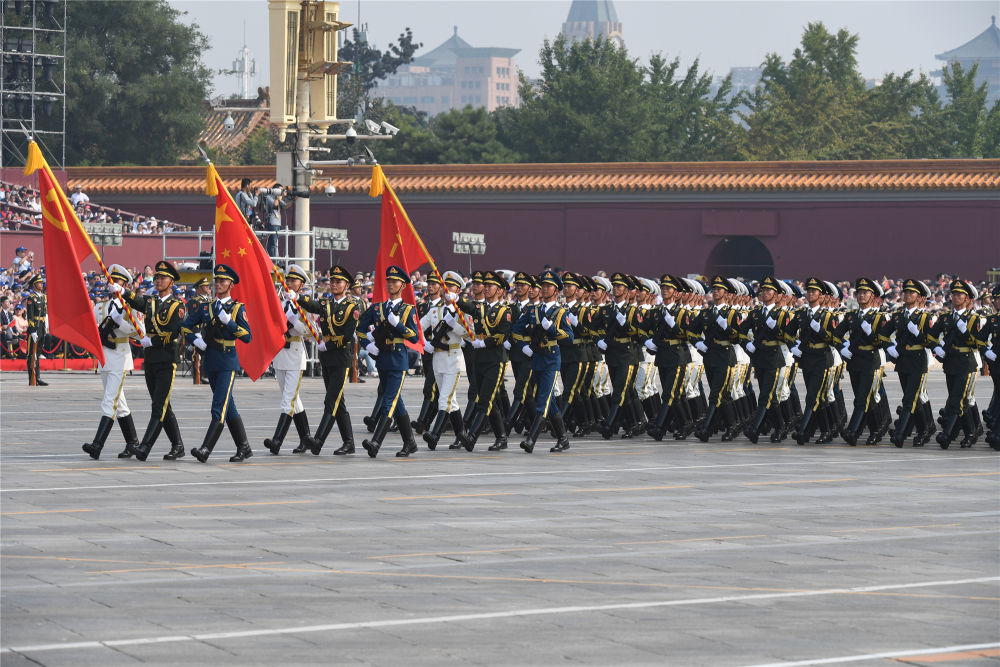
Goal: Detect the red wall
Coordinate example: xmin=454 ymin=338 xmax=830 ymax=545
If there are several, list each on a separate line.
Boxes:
xmin=5 ymin=197 xmax=997 ymax=280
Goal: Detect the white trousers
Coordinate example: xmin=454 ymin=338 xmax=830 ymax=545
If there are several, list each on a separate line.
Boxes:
xmin=276 ymin=368 xmax=305 ymax=414
xmin=433 ymin=350 xmax=463 ymax=413
xmin=99 ymin=368 xmax=130 ymax=418
xmin=593 ymin=361 xmax=611 ymax=397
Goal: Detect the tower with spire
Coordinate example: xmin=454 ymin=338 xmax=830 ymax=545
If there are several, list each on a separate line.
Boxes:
xmin=561 ymin=0 xmax=624 ymax=47
xmin=935 ymin=16 xmax=1000 ymax=103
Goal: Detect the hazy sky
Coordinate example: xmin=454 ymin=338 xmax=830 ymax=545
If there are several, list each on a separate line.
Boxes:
xmin=167 ymin=0 xmax=997 ymax=98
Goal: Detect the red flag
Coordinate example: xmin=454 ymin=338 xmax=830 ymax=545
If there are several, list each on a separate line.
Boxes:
xmin=369 ymin=165 xmax=438 ymax=352
xmin=206 ymin=164 xmax=285 ymax=381
xmin=23 ymin=143 xmax=105 ymax=365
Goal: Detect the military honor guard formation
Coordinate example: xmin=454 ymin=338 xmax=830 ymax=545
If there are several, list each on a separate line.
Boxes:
xmin=51 ymin=259 xmax=999 ymax=464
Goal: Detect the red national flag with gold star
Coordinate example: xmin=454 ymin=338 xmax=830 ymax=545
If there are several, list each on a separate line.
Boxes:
xmin=23 ymin=142 xmax=105 ymax=366
xmin=369 ymin=165 xmax=439 ymax=352
xmin=206 ymin=163 xmax=285 ymax=380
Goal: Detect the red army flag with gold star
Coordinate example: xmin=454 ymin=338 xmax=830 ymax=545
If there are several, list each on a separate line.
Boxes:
xmin=206 ymin=163 xmax=285 ymax=380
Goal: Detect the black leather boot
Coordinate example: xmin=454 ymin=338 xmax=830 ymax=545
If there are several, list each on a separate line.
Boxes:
xmin=191 ymin=421 xmax=224 ymax=463
xmin=936 ymin=410 xmax=960 ymax=449
xmin=597 ymin=405 xmax=620 ymax=440
xmin=362 ymin=412 xmax=390 ymax=458
xmin=396 ymin=416 xmax=418 ymax=457
xmin=793 ymin=406 xmax=814 ymax=445
xmin=264 ymin=413 xmax=293 ymax=455
xmin=363 ymin=398 xmax=381 ymax=432
xmin=648 ymin=399 xmax=671 ymax=441
xmin=695 ymin=404 xmax=718 ymax=443
xmin=82 ymin=416 xmax=115 ymax=459
xmin=305 ymin=413 xmax=335 ymax=455
xmin=422 ymin=410 xmax=449 ymax=450
xmin=132 ymin=415 xmax=163 ymax=461
xmin=890 ymin=411 xmax=912 ymax=448
xmin=549 ymin=412 xmax=570 ymax=452
xmin=503 ymin=399 xmax=522 ymax=436
xmin=840 ymin=408 xmax=865 ymax=446
xmin=118 ymin=413 xmax=140 ymax=458
xmin=411 ymin=398 xmax=431 ymax=435
xmin=333 ymin=410 xmax=355 ymax=455
xmin=488 ymin=409 xmax=507 ymax=451
xmin=743 ymin=404 xmax=769 ymax=445
xmin=291 ymin=411 xmax=313 ymax=453
xmin=519 ymin=414 xmax=544 ymax=453
xmin=161 ymin=412 xmax=185 ymax=460
xmin=454 ymin=409 xmax=487 ymax=451
xmin=227 ymin=415 xmax=252 ymax=462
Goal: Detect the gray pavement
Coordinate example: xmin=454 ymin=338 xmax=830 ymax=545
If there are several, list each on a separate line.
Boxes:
xmin=1 ymin=368 xmax=998 ymax=666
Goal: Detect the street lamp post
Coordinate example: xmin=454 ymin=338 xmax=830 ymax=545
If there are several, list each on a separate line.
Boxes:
xmin=453 ymin=232 xmax=486 ymax=275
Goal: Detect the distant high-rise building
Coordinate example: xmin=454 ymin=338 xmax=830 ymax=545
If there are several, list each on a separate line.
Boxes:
xmin=561 ymin=0 xmax=624 ymax=47
xmin=934 ymin=16 xmax=999 ymax=103
xmin=377 ymin=27 xmax=520 ymax=116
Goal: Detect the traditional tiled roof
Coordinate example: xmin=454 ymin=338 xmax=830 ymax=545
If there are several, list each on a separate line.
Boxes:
xmin=189 ymin=91 xmax=271 ymax=158
xmin=936 ymin=16 xmax=1000 ymax=61
xmin=65 ymin=160 xmax=1000 ymax=197
xmin=413 ymin=27 xmax=474 ymax=68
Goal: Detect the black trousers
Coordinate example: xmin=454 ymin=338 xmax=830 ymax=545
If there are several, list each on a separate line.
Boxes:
xmin=656 ymin=361 xmax=687 ymax=406
xmin=896 ymin=369 xmax=926 ymax=416
xmin=704 ymin=360 xmax=733 ymax=408
xmin=26 ymin=335 xmax=40 ymax=384
xmin=607 ymin=362 xmax=637 ymax=408
xmin=323 ymin=366 xmax=351 ymax=417
xmin=420 ymin=353 xmax=438 ymax=403
xmin=511 ymin=359 xmax=533 ymax=403
xmin=560 ymin=361 xmax=584 ymax=405
xmin=754 ymin=366 xmax=783 ymax=410
xmin=943 ymin=370 xmax=975 ymax=415
xmin=143 ymin=359 xmax=178 ymax=424
xmin=847 ymin=364 xmax=882 ymax=416
xmin=472 ymin=360 xmax=506 ymax=414
xmin=801 ymin=366 xmax=830 ymax=412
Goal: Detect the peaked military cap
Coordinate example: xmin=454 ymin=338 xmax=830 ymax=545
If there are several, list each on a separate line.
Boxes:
xmin=539 ymin=269 xmax=562 ymax=290
xmin=592 ymin=275 xmax=611 ymax=292
xmin=660 ymin=274 xmax=680 ymax=290
xmin=743 ymin=281 xmax=755 ymax=298
xmin=854 ymin=277 xmax=878 ymax=294
xmin=949 ymin=278 xmax=974 ymax=297
xmin=711 ymin=275 xmax=732 ymax=293
xmin=482 ymin=269 xmax=506 ymax=288
xmin=822 ymin=281 xmax=838 ymax=298
xmin=442 ymin=270 xmax=465 ymax=290
xmin=470 ymin=270 xmax=485 ymax=284
xmin=759 ymin=276 xmax=782 ymax=293
xmin=385 ymin=265 xmax=410 ymax=284
xmin=154 ymin=260 xmax=180 ymax=281
xmin=213 ymin=263 xmax=240 ymax=284
xmin=328 ymin=265 xmax=353 ymax=283
xmin=562 ymin=271 xmax=582 ymax=288
xmin=786 ymin=281 xmax=803 ymax=298
xmin=193 ymin=275 xmax=212 ymax=289
xmin=967 ymin=283 xmax=979 ymax=300
xmin=28 ymin=272 xmax=44 ymax=286
xmin=804 ymin=277 xmax=826 ymax=293
xmin=902 ymin=278 xmax=929 ymax=297
xmin=777 ymin=280 xmax=793 ymax=297
xmin=285 ymin=264 xmax=309 ymax=283
xmin=513 ymin=271 xmax=534 ymax=287
xmin=610 ymin=272 xmax=632 ymax=288
xmin=425 ymin=271 xmax=443 ymax=286
xmin=108 ymin=264 xmax=132 ymax=284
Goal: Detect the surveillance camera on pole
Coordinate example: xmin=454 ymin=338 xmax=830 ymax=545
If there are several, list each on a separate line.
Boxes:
xmin=345 ymin=126 xmax=357 ymax=144
xmin=364 ymin=119 xmax=381 ymax=134
xmin=381 ymin=121 xmax=400 ymax=136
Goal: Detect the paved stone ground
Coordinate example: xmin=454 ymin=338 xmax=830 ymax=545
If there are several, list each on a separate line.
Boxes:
xmin=1 ymin=368 xmax=998 ymax=666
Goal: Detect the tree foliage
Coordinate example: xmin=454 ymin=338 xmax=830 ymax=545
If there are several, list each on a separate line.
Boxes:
xmin=65 ymin=0 xmax=211 ymax=165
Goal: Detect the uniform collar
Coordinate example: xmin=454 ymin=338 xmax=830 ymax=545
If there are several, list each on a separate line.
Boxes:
xmin=565 ymin=299 xmax=577 ymax=308
xmin=518 ymin=299 xmax=529 ymax=308
xmin=542 ymin=300 xmax=558 ymax=309
xmin=217 ymin=296 xmax=232 ymax=305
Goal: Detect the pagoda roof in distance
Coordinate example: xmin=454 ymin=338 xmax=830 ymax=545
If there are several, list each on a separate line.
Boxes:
xmin=566 ymin=0 xmax=620 ymax=24
xmin=936 ymin=16 xmax=1000 ymax=60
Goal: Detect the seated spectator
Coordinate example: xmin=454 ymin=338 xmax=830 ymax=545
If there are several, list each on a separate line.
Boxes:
xmin=69 ymin=185 xmax=89 ymax=207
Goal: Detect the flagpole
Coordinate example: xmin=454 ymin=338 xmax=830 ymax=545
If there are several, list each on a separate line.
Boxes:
xmin=272 ymin=267 xmax=324 ymax=345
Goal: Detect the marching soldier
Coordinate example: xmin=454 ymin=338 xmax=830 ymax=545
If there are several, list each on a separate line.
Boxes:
xmin=558 ymin=272 xmax=587 ymax=431
xmin=689 ymin=277 xmax=741 ymax=442
xmin=183 ymin=264 xmax=254 ymax=463
xmin=506 ymin=272 xmax=537 ymax=435
xmin=931 ymin=279 xmax=983 ymax=448
xmin=262 ymin=264 xmax=314 ymax=455
xmin=412 ymin=273 xmax=443 ymax=435
xmin=453 ymin=270 xmax=512 ymax=451
xmin=511 ymin=269 xmax=573 ymax=453
xmin=187 ymin=276 xmax=212 ymax=384
xmin=784 ymin=278 xmax=838 ymax=445
xmin=835 ymin=278 xmax=888 ymax=446
xmin=295 ymin=265 xmax=361 ymax=455
xmin=595 ymin=273 xmax=644 ymax=439
xmin=646 ymin=275 xmax=695 ymax=441
xmin=24 ymin=272 xmax=47 ymax=386
xmin=573 ymin=276 xmax=602 ymax=435
xmin=82 ymin=265 xmax=142 ymax=459
xmin=462 ymin=270 xmax=486 ymax=423
xmin=358 ymin=265 xmax=422 ymax=458
xmin=736 ymin=276 xmax=786 ymax=444
xmin=114 ymin=261 xmax=186 ymax=460
xmin=885 ymin=279 xmax=934 ymax=447
xmin=983 ymin=285 xmax=999 ymax=449
xmin=421 ymin=271 xmax=471 ymax=450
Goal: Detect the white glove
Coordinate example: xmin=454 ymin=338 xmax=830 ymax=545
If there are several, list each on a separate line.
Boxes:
xmin=387 ymin=310 xmax=400 ymax=327
xmin=695 ymin=341 xmax=708 ymax=354
xmin=861 ymin=320 xmax=872 ymax=335
xmin=444 ymin=313 xmax=458 ymax=327
xmin=471 ymin=339 xmax=486 ymax=349
xmin=567 ymin=313 xmax=579 ymax=327
xmin=957 ymin=318 xmax=967 ymax=333
xmin=317 ymin=341 xmax=327 ymax=352
xmin=907 ymin=320 xmax=919 ymax=336
xmin=765 ymin=316 xmax=777 ymax=330
xmin=933 ymin=346 xmax=945 ymax=358
xmin=716 ymin=315 xmax=727 ymax=330
xmin=541 ymin=316 xmax=552 ymax=330
xmin=30 ymin=332 xmax=38 ymax=342
xmin=746 ymin=341 xmax=756 ymax=354
xmin=44 ymin=315 xmax=49 ymax=328
xmin=108 ymin=283 xmax=124 ymax=294
xmin=140 ymin=336 xmax=153 ymax=348
xmin=663 ymin=311 xmax=675 ymax=327
xmin=423 ymin=341 xmax=434 ymax=354
xmin=644 ymin=338 xmax=657 ymax=352
xmin=597 ymin=339 xmax=608 ymax=351
xmin=840 ymin=344 xmax=852 ymax=360
xmin=810 ymin=318 xmax=821 ymax=332
xmin=790 ymin=345 xmax=802 ymax=358
xmin=193 ymin=334 xmax=207 ymax=351
xmin=503 ymin=340 xmax=511 ymax=350
xmin=443 ymin=290 xmax=456 ymax=303
xmin=365 ymin=342 xmax=379 ymax=357
xmin=887 ymin=345 xmax=899 ymax=359
xmin=986 ymin=350 xmax=997 ymax=362
xmin=522 ymin=345 xmax=533 ymax=358
xmin=284 ymin=289 xmax=297 ymax=300
xmin=111 ymin=308 xmax=125 ymax=325
xmin=215 ymin=302 xmax=231 ymax=325
xmin=285 ymin=309 xmax=298 ymax=324
xmin=615 ymin=311 xmax=626 ymax=326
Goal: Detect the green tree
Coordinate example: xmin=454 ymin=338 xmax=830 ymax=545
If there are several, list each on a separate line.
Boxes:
xmin=939 ymin=62 xmax=990 ymax=157
xmin=65 ymin=1 xmax=211 ymax=165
